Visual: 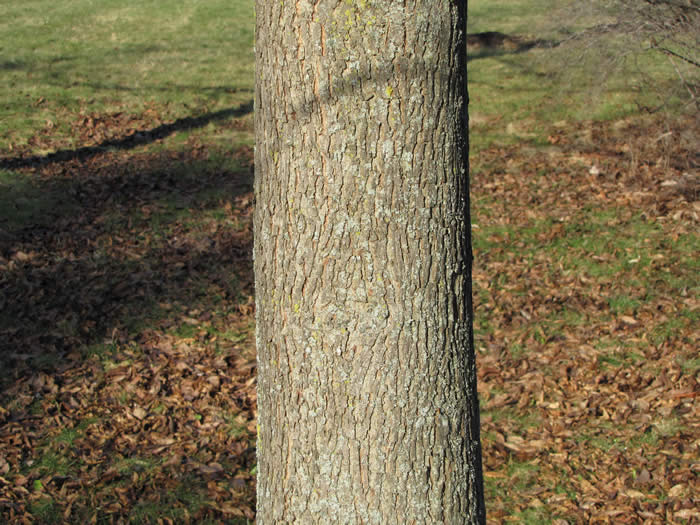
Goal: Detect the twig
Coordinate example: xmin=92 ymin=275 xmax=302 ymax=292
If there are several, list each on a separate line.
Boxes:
xmin=664 ymin=51 xmax=699 ymax=102
xmin=652 ymin=43 xmax=700 ymax=68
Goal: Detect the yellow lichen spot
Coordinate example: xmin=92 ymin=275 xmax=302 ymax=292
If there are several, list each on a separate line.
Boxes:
xmin=293 ymin=303 xmax=300 ymax=313
xmin=385 ymin=85 xmax=393 ymax=98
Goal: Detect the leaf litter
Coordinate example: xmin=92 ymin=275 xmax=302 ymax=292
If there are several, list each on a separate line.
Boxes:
xmin=1 ymin=112 xmax=257 ymax=523
xmin=472 ymin=114 xmax=698 ymax=523
xmin=0 ymin=108 xmax=697 ymax=523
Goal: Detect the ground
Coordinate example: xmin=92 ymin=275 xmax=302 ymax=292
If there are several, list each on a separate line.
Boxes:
xmin=0 ymin=0 xmax=698 ymax=522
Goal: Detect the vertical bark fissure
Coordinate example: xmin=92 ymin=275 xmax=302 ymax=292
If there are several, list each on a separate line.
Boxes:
xmin=256 ymin=1 xmax=485 ymax=522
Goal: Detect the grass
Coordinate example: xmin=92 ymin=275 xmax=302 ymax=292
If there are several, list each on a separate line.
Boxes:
xmin=468 ymin=0 xmax=559 ymax=37
xmin=473 ymin=207 xmax=695 ymax=302
xmin=678 ymin=355 xmax=700 ymax=375
xmin=33 ymin=450 xmax=79 ymax=478
xmin=485 ymin=460 xmax=560 ymax=523
xmin=467 ymin=0 xmax=696 ymax=153
xmin=598 ymin=349 xmax=644 ymax=369
xmin=0 ymin=169 xmax=80 ymax=231
xmin=28 ymin=497 xmax=61 ymax=524
xmin=224 ymin=413 xmax=250 ymax=439
xmin=608 ymin=295 xmax=641 ymax=315
xmin=467 ymin=4 xmax=697 ymax=522
xmin=113 ymin=456 xmax=160 ymax=476
xmin=0 ymin=0 xmax=254 ymax=152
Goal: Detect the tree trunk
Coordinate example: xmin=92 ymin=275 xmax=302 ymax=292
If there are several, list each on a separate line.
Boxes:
xmin=254 ymin=1 xmax=484 ymax=523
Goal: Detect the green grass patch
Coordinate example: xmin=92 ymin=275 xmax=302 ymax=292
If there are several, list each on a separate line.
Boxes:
xmin=114 ymin=473 xmax=224 ymax=524
xmin=515 ymin=506 xmax=554 ymax=525
xmin=597 ymin=349 xmax=645 ymax=370
xmin=469 ymin=0 xmax=557 ymax=36
xmin=608 ymin=295 xmax=641 ymax=315
xmin=677 ymin=355 xmax=700 ymax=375
xmin=578 ymin=418 xmax=685 ymax=454
xmin=20 ymin=418 xmax=104 ymax=483
xmin=546 ymin=211 xmax=697 ymax=284
xmin=29 ymin=497 xmax=62 ymax=524
xmin=576 ymin=429 xmax=621 ymax=453
xmin=485 ymin=459 xmax=552 ymax=522
xmin=82 ymin=342 xmax=120 ymax=361
xmin=223 ymin=412 xmax=250 ymax=439
xmin=507 ymin=343 xmax=527 ymax=360
xmin=0 ymin=0 xmax=254 ymax=152
xmin=0 ymin=169 xmax=80 ymax=233
xmin=53 ymin=417 xmax=100 ymax=445
xmin=650 ymin=309 xmax=698 ymax=346
xmin=482 ymin=406 xmax=542 ymax=430
xmin=113 ymin=456 xmax=161 ymax=476
xmin=467 ymin=0 xmax=696 ymax=153
xmin=650 ymin=317 xmax=686 ymax=345
xmin=173 ymin=322 xmax=199 ymax=340
xmin=540 ymin=307 xmax=588 ymax=339
xmin=33 ymin=450 xmax=79 ymax=478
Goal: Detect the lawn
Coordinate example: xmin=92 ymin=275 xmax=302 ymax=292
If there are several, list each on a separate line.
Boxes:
xmin=1 ymin=0 xmax=697 ymax=523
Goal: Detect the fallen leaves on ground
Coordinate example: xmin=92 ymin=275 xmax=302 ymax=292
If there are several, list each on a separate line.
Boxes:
xmin=471 ymin=114 xmax=698 ymax=523
xmin=0 ymin=109 xmax=697 ymax=523
xmin=0 ymin=123 xmax=257 ymax=522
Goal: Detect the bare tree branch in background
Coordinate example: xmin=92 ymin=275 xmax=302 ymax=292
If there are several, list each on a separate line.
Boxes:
xmin=547 ymin=0 xmax=699 ymax=111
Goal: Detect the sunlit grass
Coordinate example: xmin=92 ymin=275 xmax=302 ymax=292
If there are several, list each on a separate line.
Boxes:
xmin=0 ymin=0 xmax=254 ymax=153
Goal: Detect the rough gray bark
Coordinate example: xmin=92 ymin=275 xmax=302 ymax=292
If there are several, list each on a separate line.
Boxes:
xmin=254 ymin=1 xmax=484 ymax=523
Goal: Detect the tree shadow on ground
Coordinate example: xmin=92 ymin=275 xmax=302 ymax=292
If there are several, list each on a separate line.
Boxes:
xmin=0 ymin=143 xmax=254 ymax=387
xmin=0 ymin=101 xmax=253 ymax=170
xmin=467 ymin=31 xmax=558 ymax=62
